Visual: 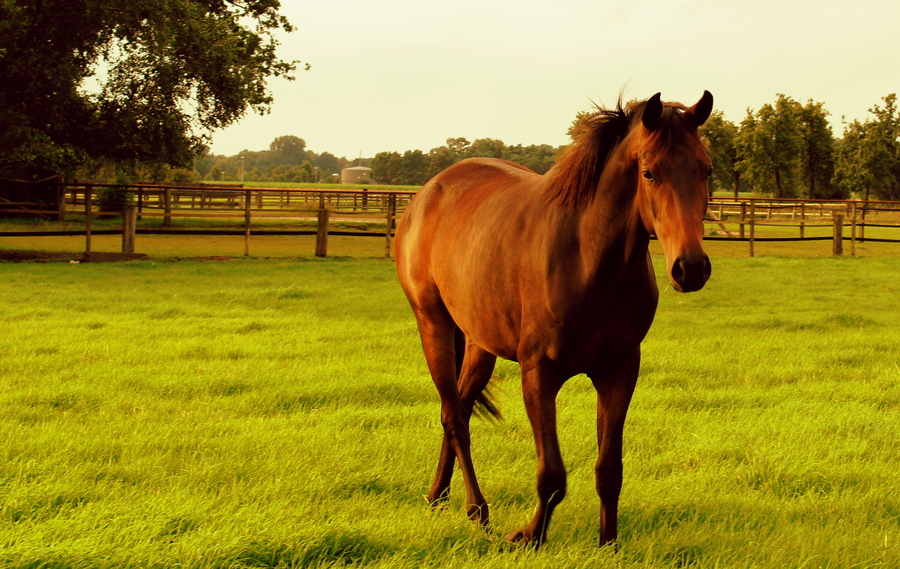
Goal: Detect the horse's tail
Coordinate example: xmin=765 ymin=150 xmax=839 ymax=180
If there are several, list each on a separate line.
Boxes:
xmin=473 ymin=384 xmax=503 ymax=422
xmin=454 ymin=326 xmax=503 ymax=422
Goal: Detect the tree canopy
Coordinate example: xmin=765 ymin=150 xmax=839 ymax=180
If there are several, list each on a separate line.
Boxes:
xmin=700 ymin=111 xmax=740 ymax=197
xmin=369 ymin=138 xmax=560 ymax=186
xmin=0 ymin=0 xmax=302 ymax=179
xmin=834 ymin=94 xmax=900 ymax=201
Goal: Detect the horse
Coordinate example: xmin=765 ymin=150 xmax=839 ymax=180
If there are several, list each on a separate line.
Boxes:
xmin=394 ymin=91 xmax=714 ymax=546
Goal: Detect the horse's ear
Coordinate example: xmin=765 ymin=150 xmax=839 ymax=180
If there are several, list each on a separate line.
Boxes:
xmin=689 ymin=90 xmax=714 ymax=127
xmin=642 ymin=93 xmax=663 ymax=131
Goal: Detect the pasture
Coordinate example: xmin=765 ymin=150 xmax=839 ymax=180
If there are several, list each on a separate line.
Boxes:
xmin=1 ymin=254 xmax=899 ymax=568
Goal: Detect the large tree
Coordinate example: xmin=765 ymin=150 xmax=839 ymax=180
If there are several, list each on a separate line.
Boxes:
xmin=798 ymin=100 xmax=838 ymax=199
xmin=0 ymin=0 xmax=303 ymax=179
xmin=700 ymin=110 xmax=740 ymax=197
xmin=735 ymin=94 xmax=804 ymax=198
xmin=269 ymin=135 xmax=308 ymax=165
xmin=371 ymin=151 xmax=403 ymax=185
xmin=834 ymin=94 xmax=900 ymax=200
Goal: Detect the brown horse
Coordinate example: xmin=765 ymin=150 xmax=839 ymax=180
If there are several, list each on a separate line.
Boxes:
xmin=395 ymin=91 xmax=714 ymax=546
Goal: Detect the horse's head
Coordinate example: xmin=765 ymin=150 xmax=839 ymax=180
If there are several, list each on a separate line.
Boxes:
xmin=633 ymin=91 xmax=713 ymax=293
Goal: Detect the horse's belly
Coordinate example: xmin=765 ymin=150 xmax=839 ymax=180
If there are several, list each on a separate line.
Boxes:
xmin=437 ymin=269 xmax=523 ymax=362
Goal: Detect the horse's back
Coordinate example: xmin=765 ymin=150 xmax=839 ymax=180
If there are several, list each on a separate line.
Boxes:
xmin=406 ymin=158 xmax=536 ymax=215
xmin=396 ymin=157 xmax=540 ymax=270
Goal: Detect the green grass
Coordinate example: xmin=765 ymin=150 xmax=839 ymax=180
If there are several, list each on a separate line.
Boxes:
xmin=1 ymin=256 xmax=899 ymax=568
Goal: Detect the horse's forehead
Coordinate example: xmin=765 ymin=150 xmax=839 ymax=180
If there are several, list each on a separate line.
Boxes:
xmin=636 ymin=130 xmax=709 ymax=166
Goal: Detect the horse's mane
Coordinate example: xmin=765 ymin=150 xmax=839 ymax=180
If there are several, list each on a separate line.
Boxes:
xmin=545 ymin=96 xmax=691 ymax=208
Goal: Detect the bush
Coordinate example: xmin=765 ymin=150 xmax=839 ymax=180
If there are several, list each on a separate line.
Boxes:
xmin=94 ymin=185 xmax=134 ymax=214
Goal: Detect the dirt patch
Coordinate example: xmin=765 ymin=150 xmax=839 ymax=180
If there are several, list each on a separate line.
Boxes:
xmin=0 ymin=250 xmax=82 ymax=262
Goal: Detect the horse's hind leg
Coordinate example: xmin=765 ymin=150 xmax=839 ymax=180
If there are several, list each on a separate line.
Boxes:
xmin=429 ymin=331 xmax=497 ymax=512
xmin=414 ymin=310 xmax=491 ymax=526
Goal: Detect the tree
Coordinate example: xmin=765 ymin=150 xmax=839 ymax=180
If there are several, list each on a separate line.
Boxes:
xmin=313 ymin=152 xmax=341 ymax=178
xmin=426 ymin=146 xmax=455 ymax=179
xmin=567 ymin=110 xmax=594 ymax=141
xmin=700 ymin=111 xmax=740 ymax=197
xmin=269 ymin=135 xmax=308 ymax=165
xmin=446 ymin=137 xmax=471 ymax=159
xmin=834 ymin=94 xmax=900 ymax=200
xmin=0 ymin=0 xmax=303 ymax=179
xmin=371 ymin=152 xmax=403 ymax=184
xmin=834 ymin=121 xmax=869 ymax=199
xmin=466 ymin=138 xmax=506 ymax=160
xmin=864 ymin=94 xmax=900 ymax=200
xmin=735 ymin=94 xmax=804 ymax=197
xmin=504 ymin=144 xmax=558 ymax=174
xmin=798 ymin=100 xmax=838 ymax=198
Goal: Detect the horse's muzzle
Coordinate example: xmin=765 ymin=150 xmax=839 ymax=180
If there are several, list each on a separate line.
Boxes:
xmin=670 ymin=253 xmax=711 ymax=293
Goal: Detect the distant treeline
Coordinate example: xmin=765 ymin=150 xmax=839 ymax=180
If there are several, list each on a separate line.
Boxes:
xmin=195 ymin=135 xmax=353 ymax=184
xmin=194 ymin=135 xmax=561 ymax=186
xmin=369 ymin=138 xmax=560 ymax=185
xmin=196 ymin=92 xmax=900 ymax=201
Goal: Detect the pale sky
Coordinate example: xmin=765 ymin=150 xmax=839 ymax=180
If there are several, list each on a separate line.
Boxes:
xmin=209 ymin=0 xmax=900 ymax=160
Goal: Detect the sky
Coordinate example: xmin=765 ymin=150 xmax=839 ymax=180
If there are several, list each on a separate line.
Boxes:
xmin=209 ymin=0 xmax=900 ymax=160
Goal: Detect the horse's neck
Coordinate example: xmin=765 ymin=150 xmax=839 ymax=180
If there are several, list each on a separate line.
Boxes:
xmin=575 ymin=158 xmax=650 ymax=276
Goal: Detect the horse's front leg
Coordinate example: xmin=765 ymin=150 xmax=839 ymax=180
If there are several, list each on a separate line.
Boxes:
xmin=505 ymin=360 xmax=566 ymax=546
xmin=590 ymin=346 xmax=640 ymax=547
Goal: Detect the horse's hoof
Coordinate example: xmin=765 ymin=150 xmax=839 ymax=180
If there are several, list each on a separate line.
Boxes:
xmin=503 ymin=528 xmax=542 ymax=548
xmin=424 ymin=495 xmax=449 ymax=511
xmin=466 ymin=504 xmax=490 ymax=527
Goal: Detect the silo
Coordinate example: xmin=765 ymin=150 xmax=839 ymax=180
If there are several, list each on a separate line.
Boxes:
xmin=341 ymin=166 xmax=373 ymax=184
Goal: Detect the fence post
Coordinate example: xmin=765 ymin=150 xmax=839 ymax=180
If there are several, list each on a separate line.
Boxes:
xmin=84 ymin=184 xmax=93 ymax=253
xmin=122 ymin=205 xmax=136 ymax=253
xmin=799 ymin=202 xmax=805 ymax=239
xmin=56 ymin=174 xmax=66 ymax=222
xmin=748 ymin=200 xmax=755 ymax=257
xmin=850 ymin=202 xmax=857 ymax=256
xmin=739 ymin=202 xmax=746 ymax=239
xmin=315 ymin=206 xmax=329 ymax=257
xmin=164 ymin=187 xmax=172 ymax=228
xmin=859 ymin=199 xmax=867 ymax=242
xmin=832 ymin=214 xmax=844 ymax=256
xmin=385 ymin=193 xmax=397 ymax=258
xmin=244 ymin=190 xmax=252 ymax=256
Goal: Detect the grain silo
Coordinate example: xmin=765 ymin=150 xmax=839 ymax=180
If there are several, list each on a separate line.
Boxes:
xmin=341 ymin=166 xmax=372 ymax=184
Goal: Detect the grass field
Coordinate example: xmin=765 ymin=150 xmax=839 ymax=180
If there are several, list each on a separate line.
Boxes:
xmin=1 ymin=252 xmax=899 ymax=568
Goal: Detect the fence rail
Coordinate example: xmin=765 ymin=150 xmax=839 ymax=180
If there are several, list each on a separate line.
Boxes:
xmin=2 ymin=182 xmax=900 ymax=258
xmin=702 ymin=196 xmax=900 ymax=256
xmin=1 ymin=182 xmax=415 ymax=258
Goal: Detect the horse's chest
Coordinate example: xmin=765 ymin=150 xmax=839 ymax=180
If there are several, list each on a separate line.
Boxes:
xmin=541 ymin=285 xmax=658 ymax=373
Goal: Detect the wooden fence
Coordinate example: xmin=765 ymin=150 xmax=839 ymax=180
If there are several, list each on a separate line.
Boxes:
xmin=704 ymin=197 xmax=900 ymax=256
xmin=0 ymin=182 xmax=415 ymax=258
xmin=2 ymin=181 xmax=900 ymax=258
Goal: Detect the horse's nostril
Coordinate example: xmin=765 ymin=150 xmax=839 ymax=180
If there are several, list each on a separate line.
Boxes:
xmin=671 ymin=255 xmax=710 ymax=292
xmin=671 ymin=258 xmax=685 ymax=284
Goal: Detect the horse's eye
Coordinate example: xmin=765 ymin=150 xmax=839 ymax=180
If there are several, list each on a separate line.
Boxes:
xmin=705 ymin=166 xmax=713 ymax=179
xmin=642 ymin=169 xmax=654 ymax=181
